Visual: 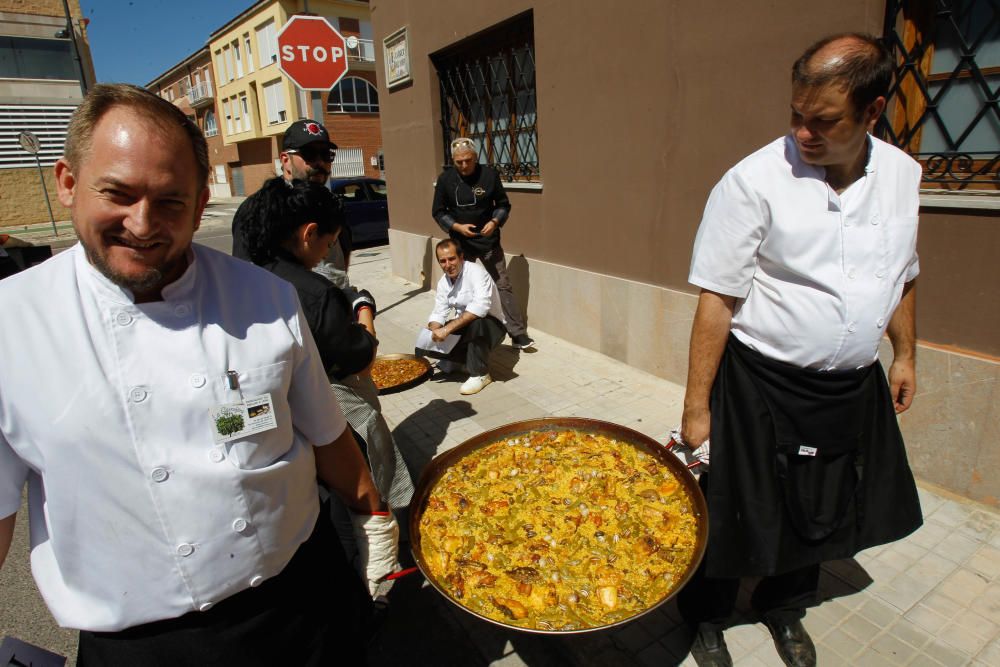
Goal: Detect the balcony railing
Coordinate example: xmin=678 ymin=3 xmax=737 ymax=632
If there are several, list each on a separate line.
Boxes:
xmin=187 ymin=80 xmax=214 ymax=107
xmin=346 ymin=38 xmax=375 ymax=63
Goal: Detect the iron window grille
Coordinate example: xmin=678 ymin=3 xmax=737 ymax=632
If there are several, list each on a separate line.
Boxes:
xmin=879 ymin=0 xmax=1000 ymax=189
xmin=432 ymin=12 xmax=539 ymax=183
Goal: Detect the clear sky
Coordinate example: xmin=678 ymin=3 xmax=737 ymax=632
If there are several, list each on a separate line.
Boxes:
xmin=81 ymin=0 xmax=256 ymax=85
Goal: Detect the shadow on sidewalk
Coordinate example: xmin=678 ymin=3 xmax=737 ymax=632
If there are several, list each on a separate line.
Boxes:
xmin=378 ymin=287 xmax=428 ymax=316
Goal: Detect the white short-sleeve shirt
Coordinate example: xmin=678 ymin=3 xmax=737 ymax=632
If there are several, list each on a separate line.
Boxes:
xmin=0 ymin=244 xmax=346 ymax=631
xmin=689 ymin=134 xmax=921 ymax=370
xmin=429 ymin=259 xmax=506 ymax=325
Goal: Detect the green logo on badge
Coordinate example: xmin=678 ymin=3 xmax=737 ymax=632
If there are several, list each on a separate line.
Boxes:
xmin=215 ymin=409 xmax=245 ymax=437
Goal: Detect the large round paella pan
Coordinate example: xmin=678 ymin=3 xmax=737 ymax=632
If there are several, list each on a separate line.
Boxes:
xmin=409 ymin=417 xmax=708 ymax=634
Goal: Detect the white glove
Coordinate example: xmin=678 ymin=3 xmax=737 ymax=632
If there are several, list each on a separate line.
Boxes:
xmin=349 ymin=509 xmax=400 ymax=597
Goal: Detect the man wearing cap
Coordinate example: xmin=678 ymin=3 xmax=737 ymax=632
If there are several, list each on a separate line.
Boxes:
xmin=232 ymin=119 xmax=340 ymax=262
xmin=432 ymin=137 xmax=535 ymax=350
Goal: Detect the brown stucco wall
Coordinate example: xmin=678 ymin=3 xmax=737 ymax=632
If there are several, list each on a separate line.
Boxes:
xmin=0 ymin=0 xmax=82 ymax=18
xmin=915 ymin=209 xmax=1000 ymax=358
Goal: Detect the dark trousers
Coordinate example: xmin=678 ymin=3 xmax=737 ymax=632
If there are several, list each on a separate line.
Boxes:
xmin=420 ymin=315 xmax=506 ymax=376
xmin=78 ymin=508 xmax=369 ymax=666
xmin=677 ymin=472 xmax=820 ymax=631
xmin=463 ymin=243 xmax=527 ymax=337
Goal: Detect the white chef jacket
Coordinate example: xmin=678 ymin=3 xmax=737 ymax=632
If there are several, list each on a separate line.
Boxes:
xmin=429 ymin=259 xmax=506 ymax=326
xmin=689 ymin=134 xmax=921 ymax=370
xmin=0 ymin=243 xmax=347 ymax=631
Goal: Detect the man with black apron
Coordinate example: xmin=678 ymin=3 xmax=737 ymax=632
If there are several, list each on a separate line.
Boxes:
xmin=432 ymin=137 xmax=535 ymax=350
xmin=678 ymin=34 xmax=923 ymax=667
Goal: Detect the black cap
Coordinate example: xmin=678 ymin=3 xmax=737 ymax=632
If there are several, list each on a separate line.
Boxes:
xmin=282 ymin=119 xmax=338 ymax=151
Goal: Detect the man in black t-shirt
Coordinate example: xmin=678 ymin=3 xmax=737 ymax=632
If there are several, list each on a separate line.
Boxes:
xmin=432 ymin=137 xmax=534 ymax=349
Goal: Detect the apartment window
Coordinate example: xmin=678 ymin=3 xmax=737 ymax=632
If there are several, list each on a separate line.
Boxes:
xmin=244 ymin=34 xmax=254 ymax=73
xmin=204 ymin=110 xmax=218 ymax=137
xmin=231 ymin=95 xmax=242 ymax=132
xmin=327 ymin=76 xmax=379 ymax=113
xmin=239 ymin=93 xmax=251 ymax=132
xmin=262 ymin=79 xmax=287 ymax=124
xmin=224 ymin=47 xmax=235 ymax=82
xmin=214 ymin=50 xmax=224 ymax=85
xmin=256 ymin=19 xmax=278 ymax=68
xmin=0 ymin=36 xmax=75 ymax=80
xmin=232 ymin=39 xmax=244 ymax=78
xmin=881 ymin=0 xmax=1000 ymax=189
xmin=431 ymin=11 xmax=539 ymax=182
xmin=223 ymin=98 xmax=234 ymax=135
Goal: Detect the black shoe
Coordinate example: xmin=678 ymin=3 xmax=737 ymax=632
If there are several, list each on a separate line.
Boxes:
xmin=689 ymin=625 xmax=733 ymax=667
xmin=511 ymin=333 xmax=535 ymax=349
xmin=765 ymin=619 xmax=816 ymax=667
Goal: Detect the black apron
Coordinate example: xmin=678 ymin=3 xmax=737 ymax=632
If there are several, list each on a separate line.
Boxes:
xmin=703 ymin=335 xmax=922 ymax=579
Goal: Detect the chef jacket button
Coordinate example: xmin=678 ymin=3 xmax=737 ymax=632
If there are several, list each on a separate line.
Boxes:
xmin=847 ymin=322 xmax=857 ymax=333
xmin=189 ymin=373 xmax=207 ymax=388
xmin=115 ymin=311 xmax=133 ymax=326
xmin=199 ymin=602 xmax=213 ymax=612
xmin=871 ymin=215 xmax=880 ymax=225
xmin=876 ymin=269 xmax=887 ymax=278
xmin=209 ymin=447 xmax=225 ymax=463
xmin=877 ymin=317 xmax=886 ymax=327
xmin=176 ymin=543 xmax=194 ymax=557
xmin=232 ymin=518 xmax=248 ymax=533
xmin=847 ymin=268 xmax=856 ymax=280
xmin=174 ymin=304 xmax=191 ymax=317
xmin=129 ymin=387 xmax=148 ymax=403
xmin=151 ymin=467 xmax=169 ymax=483
xmin=250 ymin=575 xmax=264 ymax=588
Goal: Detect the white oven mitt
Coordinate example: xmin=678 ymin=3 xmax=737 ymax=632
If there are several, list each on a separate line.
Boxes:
xmin=349 ymin=509 xmax=400 ymax=597
xmin=668 ymin=428 xmax=710 ymax=470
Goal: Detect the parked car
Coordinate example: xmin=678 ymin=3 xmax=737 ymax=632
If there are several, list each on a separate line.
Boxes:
xmin=328 ymin=177 xmax=389 ymax=245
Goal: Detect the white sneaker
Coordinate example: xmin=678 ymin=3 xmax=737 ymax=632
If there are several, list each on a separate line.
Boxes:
xmin=460 ymin=374 xmax=492 ymax=395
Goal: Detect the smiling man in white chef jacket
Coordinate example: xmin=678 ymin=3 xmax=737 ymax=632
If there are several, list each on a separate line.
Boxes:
xmin=0 ymin=84 xmax=395 ymax=666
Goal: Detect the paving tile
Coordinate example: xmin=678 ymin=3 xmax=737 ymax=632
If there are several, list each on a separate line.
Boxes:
xmin=841 ymin=613 xmax=882 ymax=643
xmin=908 ymin=522 xmax=951 ymax=550
xmin=938 ymin=568 xmax=991 ymax=606
xmin=939 ymin=620 xmax=988 ymax=655
xmin=855 ymin=648 xmax=903 ymax=666
xmin=975 ymin=637 xmax=1000 ymax=665
xmin=886 ymin=618 xmax=932 ymax=650
xmin=823 ymin=626 xmax=863 ymax=661
xmin=748 ymin=641 xmax=788 ymax=666
xmin=938 ymin=531 xmax=983 ymax=565
xmin=871 ymin=631 xmax=919 ymax=663
xmin=920 ymin=591 xmax=966 ymax=621
xmin=924 ymin=638 xmax=973 ymax=666
xmin=968 ymin=545 xmax=1000 ymax=581
xmin=905 ymin=654 xmax=944 ymax=667
xmin=969 ymin=583 xmax=1000 ymax=625
xmin=816 ymin=640 xmax=853 ymax=665
xmin=859 ymin=597 xmax=906 ymax=628
xmin=955 ymin=608 xmax=1000 ymax=641
xmin=904 ymin=602 xmax=951 ymax=635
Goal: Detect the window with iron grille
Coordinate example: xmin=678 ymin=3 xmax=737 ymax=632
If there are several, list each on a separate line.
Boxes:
xmin=880 ymin=0 xmax=1000 ymax=189
xmin=431 ymin=11 xmax=539 ymax=183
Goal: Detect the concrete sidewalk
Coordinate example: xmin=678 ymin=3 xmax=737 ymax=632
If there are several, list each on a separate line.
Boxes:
xmin=351 ymin=245 xmax=1000 ymax=667
xmin=2 ymin=242 xmax=999 ymax=666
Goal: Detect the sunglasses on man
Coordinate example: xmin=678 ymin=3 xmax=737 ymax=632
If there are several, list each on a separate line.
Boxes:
xmin=286 ymin=146 xmax=336 ymax=162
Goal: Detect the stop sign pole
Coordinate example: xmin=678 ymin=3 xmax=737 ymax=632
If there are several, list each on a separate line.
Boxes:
xmin=277 ymin=15 xmax=349 ymax=91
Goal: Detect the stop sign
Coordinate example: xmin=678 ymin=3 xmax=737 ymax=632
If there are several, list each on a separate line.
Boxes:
xmin=277 ymin=16 xmax=348 ymax=91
